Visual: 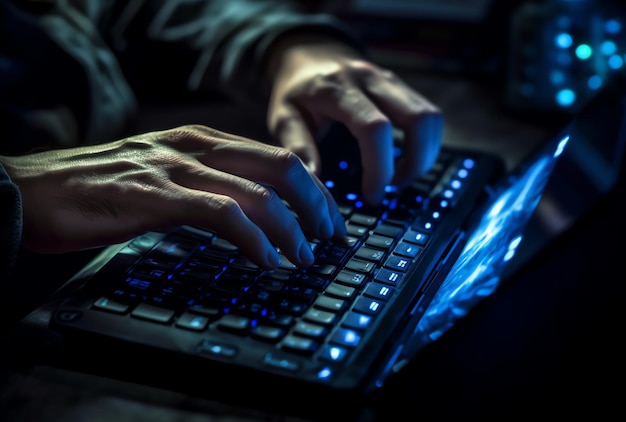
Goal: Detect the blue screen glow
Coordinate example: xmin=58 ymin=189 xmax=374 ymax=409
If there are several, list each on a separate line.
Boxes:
xmin=413 ymin=135 xmax=569 ymax=345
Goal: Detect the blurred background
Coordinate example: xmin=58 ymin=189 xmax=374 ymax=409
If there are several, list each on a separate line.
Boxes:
xmin=317 ymin=0 xmax=626 ymax=116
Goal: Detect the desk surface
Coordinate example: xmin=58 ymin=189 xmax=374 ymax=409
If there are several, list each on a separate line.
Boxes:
xmin=5 ymin=73 xmax=616 ymax=422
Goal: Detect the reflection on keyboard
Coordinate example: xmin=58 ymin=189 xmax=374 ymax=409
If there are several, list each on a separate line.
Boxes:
xmin=73 ymin=149 xmax=475 ymax=366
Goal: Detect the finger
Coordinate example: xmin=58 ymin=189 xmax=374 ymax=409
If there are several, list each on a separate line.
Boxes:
xmin=271 ymin=106 xmax=322 ymax=176
xmin=359 ymin=69 xmax=443 ymax=187
xmin=192 ymin=138 xmax=340 ymax=242
xmin=162 ymin=125 xmax=342 ymax=243
xmin=29 ymin=173 xmax=284 ymax=270
xmin=394 ymin=111 xmax=443 ymax=188
xmin=168 ymin=165 xmax=315 ymax=268
xmin=310 ymin=171 xmax=348 ymax=242
xmin=175 ymin=191 xmax=284 ymax=270
xmin=306 ymin=85 xmax=395 ymax=205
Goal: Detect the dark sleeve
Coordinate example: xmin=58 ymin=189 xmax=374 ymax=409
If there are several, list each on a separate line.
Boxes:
xmin=0 ymin=163 xmax=23 ymax=280
xmin=104 ymin=0 xmax=363 ymax=106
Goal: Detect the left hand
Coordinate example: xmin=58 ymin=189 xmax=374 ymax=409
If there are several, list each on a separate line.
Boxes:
xmin=266 ymin=34 xmax=443 ymax=205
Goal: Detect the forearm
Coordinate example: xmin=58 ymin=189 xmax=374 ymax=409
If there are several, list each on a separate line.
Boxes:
xmin=106 ymin=0 xmax=362 ymax=105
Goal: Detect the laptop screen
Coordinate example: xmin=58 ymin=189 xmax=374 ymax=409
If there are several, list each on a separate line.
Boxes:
xmin=374 ymin=73 xmax=626 ymax=381
xmin=414 ymin=131 xmax=570 ymax=346
xmin=413 ymin=72 xmax=626 ymax=354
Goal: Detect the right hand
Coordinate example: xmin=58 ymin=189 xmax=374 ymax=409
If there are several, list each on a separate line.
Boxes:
xmin=0 ymin=125 xmax=347 ymax=269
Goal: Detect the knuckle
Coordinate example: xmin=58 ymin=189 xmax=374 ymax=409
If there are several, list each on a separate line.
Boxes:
xmin=361 ymin=116 xmax=393 ymax=135
xmin=350 ymin=60 xmax=378 ymax=77
xmin=207 ymin=195 xmax=243 ymax=219
xmin=272 ymin=148 xmax=305 ymax=177
xmin=249 ymin=183 xmax=280 ymax=208
xmin=305 ymin=72 xmax=345 ymax=99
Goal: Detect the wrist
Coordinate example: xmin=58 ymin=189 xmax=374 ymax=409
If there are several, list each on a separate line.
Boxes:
xmin=265 ymin=30 xmax=362 ymax=80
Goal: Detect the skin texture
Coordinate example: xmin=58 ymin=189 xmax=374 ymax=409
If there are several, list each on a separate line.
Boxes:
xmin=266 ymin=35 xmax=443 ymax=205
xmin=1 ymin=34 xmax=443 ymax=271
xmin=0 ymin=125 xmax=346 ymax=269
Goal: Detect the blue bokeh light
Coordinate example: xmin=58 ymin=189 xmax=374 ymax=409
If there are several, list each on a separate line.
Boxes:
xmin=604 ymin=19 xmax=622 ymax=34
xmin=588 ymin=75 xmax=603 ymax=90
xmin=556 ymin=89 xmax=576 ymax=107
xmin=601 ymin=40 xmax=617 ymax=55
xmin=608 ymin=54 xmax=624 ymax=70
xmin=555 ymin=32 xmax=573 ymax=48
xmin=575 ymin=44 xmax=593 ymax=60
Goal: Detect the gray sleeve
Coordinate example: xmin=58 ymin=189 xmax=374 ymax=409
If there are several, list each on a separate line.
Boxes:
xmin=105 ymin=0 xmax=363 ymax=106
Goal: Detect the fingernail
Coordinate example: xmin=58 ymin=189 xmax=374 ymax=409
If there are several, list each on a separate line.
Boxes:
xmin=299 ymin=242 xmax=315 ymax=267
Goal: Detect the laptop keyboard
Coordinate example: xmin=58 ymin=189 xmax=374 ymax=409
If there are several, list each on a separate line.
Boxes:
xmin=68 ymin=148 xmax=477 ymax=366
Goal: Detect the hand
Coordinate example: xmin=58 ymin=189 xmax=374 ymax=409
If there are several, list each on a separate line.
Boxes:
xmin=0 ymin=125 xmax=347 ymax=269
xmin=266 ymin=34 xmax=443 ymax=205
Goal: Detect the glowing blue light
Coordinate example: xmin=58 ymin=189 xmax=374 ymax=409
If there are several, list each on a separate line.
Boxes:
xmin=339 ymin=161 xmax=349 ymax=170
xmin=575 ymin=44 xmax=593 ymax=60
xmin=605 ymin=19 xmax=622 ymax=34
xmin=555 ymin=33 xmax=573 ymax=48
xmin=190 ymin=317 xmax=205 ymax=328
xmin=317 ymin=367 xmax=333 ymax=379
xmin=556 ymin=89 xmax=576 ymax=107
xmin=346 ymin=193 xmax=357 ymax=201
xmin=457 ymin=168 xmax=469 ymax=178
xmin=355 ymin=200 xmax=363 ymax=209
xmin=357 ymin=315 xmax=371 ymax=327
xmin=503 ymin=249 xmax=516 ymax=262
xmin=424 ymin=222 xmax=433 ymax=230
xmin=439 ymin=200 xmax=449 ymax=208
xmin=601 ymin=40 xmax=617 ymax=55
xmin=450 ymin=180 xmax=461 ymax=189
xmin=509 ymin=235 xmax=522 ymax=250
xmin=432 ymin=211 xmax=440 ymax=219
xmin=443 ymin=189 xmax=454 ymax=199
xmin=325 ymin=180 xmax=335 ymax=189
xmin=608 ymin=54 xmax=624 ymax=69
xmin=555 ymin=135 xmax=570 ymax=158
xmin=463 ymin=158 xmax=475 ymax=169
xmin=385 ymin=185 xmax=398 ymax=193
xmin=342 ymin=330 xmax=360 ymax=345
xmin=504 ymin=235 xmax=523 ymax=262
xmin=329 ymin=347 xmax=345 ymax=361
xmin=413 ymin=232 xmax=425 ymax=242
xmin=588 ymin=75 xmax=602 ymax=90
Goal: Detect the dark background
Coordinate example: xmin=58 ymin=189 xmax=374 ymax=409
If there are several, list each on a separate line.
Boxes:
xmin=3 ymin=1 xmax=626 ymax=420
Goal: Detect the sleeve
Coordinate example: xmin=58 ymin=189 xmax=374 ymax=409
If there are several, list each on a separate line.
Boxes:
xmin=104 ymin=0 xmax=364 ymax=106
xmin=0 ymin=163 xmax=23 ymax=280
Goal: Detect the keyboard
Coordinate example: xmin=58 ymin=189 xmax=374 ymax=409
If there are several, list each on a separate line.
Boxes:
xmin=53 ymin=147 xmax=479 ymax=368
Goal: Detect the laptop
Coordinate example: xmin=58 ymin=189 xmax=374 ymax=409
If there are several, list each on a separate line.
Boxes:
xmin=36 ymin=73 xmax=625 ymax=419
